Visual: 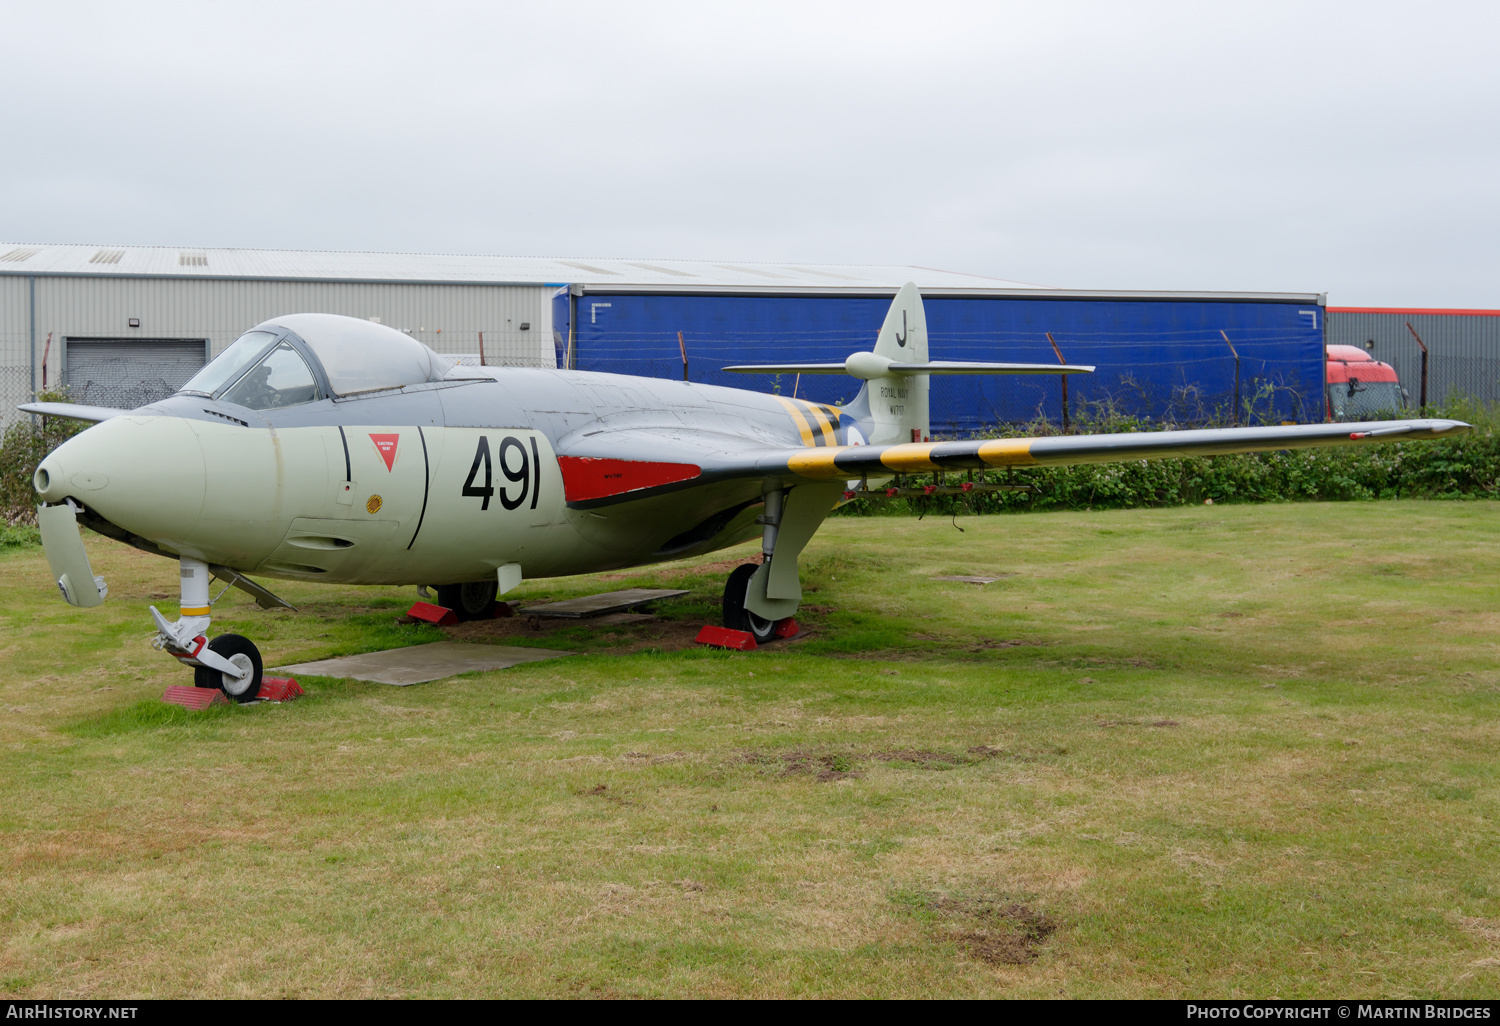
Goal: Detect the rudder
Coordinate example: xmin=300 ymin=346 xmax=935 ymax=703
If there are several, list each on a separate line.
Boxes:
xmin=860 ymin=282 xmax=929 ymax=445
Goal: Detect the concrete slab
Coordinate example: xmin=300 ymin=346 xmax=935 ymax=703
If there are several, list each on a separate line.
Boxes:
xmin=273 ymin=641 xmax=573 ymax=686
xmin=594 ymin=612 xmax=658 ymax=626
xmin=522 ymin=588 xmax=689 ymax=618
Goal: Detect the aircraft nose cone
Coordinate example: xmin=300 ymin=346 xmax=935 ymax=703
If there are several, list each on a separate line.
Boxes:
xmin=38 ymin=416 xmax=206 ymax=546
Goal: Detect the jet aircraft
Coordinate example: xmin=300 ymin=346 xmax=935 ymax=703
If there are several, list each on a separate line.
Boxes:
xmin=23 ymin=285 xmax=1468 ymax=700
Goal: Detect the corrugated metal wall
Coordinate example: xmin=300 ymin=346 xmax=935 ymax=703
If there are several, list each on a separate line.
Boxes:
xmin=1328 ymin=310 xmax=1500 ymax=406
xmin=0 ymin=276 xmax=34 ymax=427
xmin=569 ymin=292 xmax=1326 ymax=433
xmin=0 ymin=276 xmax=554 ymax=424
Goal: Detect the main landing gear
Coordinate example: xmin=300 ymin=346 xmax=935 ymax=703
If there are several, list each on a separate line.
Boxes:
xmin=722 ymin=561 xmax=781 ymax=643
xmin=150 ymin=557 xmax=263 ymax=703
xmin=435 ymin=580 xmax=498 ymax=621
xmin=720 ymin=485 xmax=832 ymax=643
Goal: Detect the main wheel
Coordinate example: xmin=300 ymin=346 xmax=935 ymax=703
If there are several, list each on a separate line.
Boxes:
xmin=436 ymin=580 xmax=498 ymax=621
xmin=722 ymin=562 xmax=777 ymax=643
xmin=192 ymin=633 xmax=263 ymax=703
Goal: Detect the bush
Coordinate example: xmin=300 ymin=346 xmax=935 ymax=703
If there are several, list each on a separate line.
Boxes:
xmin=1 ymin=391 xmax=87 ymax=526
xmin=0 ymin=524 xmax=41 ymax=549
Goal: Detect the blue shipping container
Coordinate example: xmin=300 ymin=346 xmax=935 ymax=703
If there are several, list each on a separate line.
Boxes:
xmin=554 ymin=290 xmax=1327 ymax=433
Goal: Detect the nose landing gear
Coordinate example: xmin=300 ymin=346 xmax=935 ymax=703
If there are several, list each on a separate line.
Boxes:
xmin=150 ymin=557 xmax=263 ymax=703
xmin=191 ymin=634 xmax=263 ymax=701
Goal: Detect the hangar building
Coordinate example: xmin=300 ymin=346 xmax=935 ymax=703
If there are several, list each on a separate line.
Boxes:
xmin=1 ymin=243 xmax=1328 ymax=432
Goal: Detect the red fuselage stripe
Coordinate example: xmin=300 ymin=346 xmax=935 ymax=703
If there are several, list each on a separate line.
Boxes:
xmin=557 ymin=456 xmax=702 ymax=502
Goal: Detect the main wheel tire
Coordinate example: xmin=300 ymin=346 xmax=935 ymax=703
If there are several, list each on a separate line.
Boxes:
xmin=722 ymin=562 xmax=777 ymax=643
xmin=436 ymin=580 xmax=498 ymax=622
xmin=192 ymin=633 xmax=263 ymax=703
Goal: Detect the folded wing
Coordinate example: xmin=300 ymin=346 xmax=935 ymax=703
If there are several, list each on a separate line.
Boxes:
xmin=17 ymin=402 xmax=127 ymax=423
xmin=747 ymin=419 xmax=1470 ymax=479
xmin=722 ymin=360 xmax=1094 ymax=377
xmin=554 ymin=419 xmax=1469 ymax=508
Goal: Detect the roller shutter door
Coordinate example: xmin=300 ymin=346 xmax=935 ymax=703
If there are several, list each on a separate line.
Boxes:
xmin=63 ymin=339 xmax=207 ymax=409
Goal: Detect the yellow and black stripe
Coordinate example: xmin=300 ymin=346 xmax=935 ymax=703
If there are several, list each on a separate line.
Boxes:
xmin=785 ymin=439 xmax=1038 ymax=479
xmin=773 ymin=396 xmax=844 ymax=447
xmin=772 ymin=419 xmax=1470 ymax=481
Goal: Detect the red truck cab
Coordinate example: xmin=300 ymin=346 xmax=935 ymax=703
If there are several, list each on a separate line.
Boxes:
xmin=1326 ymin=344 xmax=1406 ymax=421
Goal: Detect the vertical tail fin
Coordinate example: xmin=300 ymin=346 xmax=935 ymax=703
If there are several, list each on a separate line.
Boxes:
xmin=852 ymin=282 xmax=930 ymax=446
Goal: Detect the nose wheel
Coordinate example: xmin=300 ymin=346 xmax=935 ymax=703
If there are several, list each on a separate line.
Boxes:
xmin=191 ymin=633 xmax=263 ymax=703
xmin=151 ymin=557 xmax=264 ymax=702
xmin=722 ymin=562 xmax=780 ymax=643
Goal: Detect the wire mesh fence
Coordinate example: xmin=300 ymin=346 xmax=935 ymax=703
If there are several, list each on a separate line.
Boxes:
xmin=1328 ymin=311 xmax=1500 ymax=412
xmin=0 ymin=332 xmax=32 ymax=428
xmin=572 ymin=326 xmax=1329 ymax=433
xmin=4 ymin=320 xmax=1499 ymax=435
xmin=62 ymin=341 xmax=206 ymax=409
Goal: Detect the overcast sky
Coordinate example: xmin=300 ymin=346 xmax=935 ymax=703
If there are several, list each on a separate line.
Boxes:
xmin=4 ymin=1 xmax=1497 ymax=306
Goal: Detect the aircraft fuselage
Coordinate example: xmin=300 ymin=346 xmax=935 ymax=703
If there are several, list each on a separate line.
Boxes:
xmin=35 ymin=368 xmax=853 ymax=587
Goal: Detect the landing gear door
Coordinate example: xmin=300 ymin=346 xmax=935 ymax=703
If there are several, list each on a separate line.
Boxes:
xmin=37 ymin=503 xmax=106 ymax=607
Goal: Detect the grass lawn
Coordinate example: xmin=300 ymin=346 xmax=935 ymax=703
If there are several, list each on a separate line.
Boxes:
xmin=1 ymin=500 xmax=1497 ymax=998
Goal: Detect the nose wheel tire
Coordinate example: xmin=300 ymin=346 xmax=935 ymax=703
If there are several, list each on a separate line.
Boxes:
xmin=722 ymin=562 xmax=778 ymax=643
xmin=436 ymin=581 xmax=498 ymax=622
xmin=192 ymin=633 xmax=263 ymax=703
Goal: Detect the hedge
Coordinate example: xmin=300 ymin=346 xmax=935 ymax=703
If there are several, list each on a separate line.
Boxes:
xmin=835 ymin=398 xmax=1500 ymax=516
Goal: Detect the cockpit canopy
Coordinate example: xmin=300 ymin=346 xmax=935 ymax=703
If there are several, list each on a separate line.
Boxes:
xmin=177 ymin=313 xmax=454 ymax=411
xmin=264 ymin=314 xmax=452 ymax=396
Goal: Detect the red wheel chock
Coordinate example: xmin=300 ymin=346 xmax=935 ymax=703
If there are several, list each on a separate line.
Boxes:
xmin=161 ymin=677 xmax=303 ymax=709
xmin=406 ymin=601 xmax=458 ymax=626
xmin=257 ymin=677 xmax=304 ymax=702
xmin=695 ymin=626 xmax=757 ymax=651
xmin=162 ymin=686 xmax=230 ymax=710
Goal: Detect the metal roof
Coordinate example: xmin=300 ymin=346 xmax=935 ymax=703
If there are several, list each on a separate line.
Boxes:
xmin=1328 ymin=306 xmax=1500 ymax=317
xmin=0 ymin=243 xmax=1047 ymax=290
xmin=0 ymin=242 xmax=1327 ymax=303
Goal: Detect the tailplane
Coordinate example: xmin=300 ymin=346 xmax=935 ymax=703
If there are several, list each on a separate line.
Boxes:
xmin=722 ymin=282 xmax=1094 ymax=446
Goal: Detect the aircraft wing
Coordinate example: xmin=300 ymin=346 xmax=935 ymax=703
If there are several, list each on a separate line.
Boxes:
xmin=747 ymin=418 xmax=1472 ymax=479
xmin=17 ymin=402 xmax=128 ymax=423
xmin=554 ymin=419 xmax=1469 ymax=508
xmin=722 ymin=361 xmax=1094 ymax=376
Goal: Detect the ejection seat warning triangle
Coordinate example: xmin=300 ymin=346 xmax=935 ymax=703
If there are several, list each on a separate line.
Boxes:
xmin=370 ymin=433 xmax=399 ymax=471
